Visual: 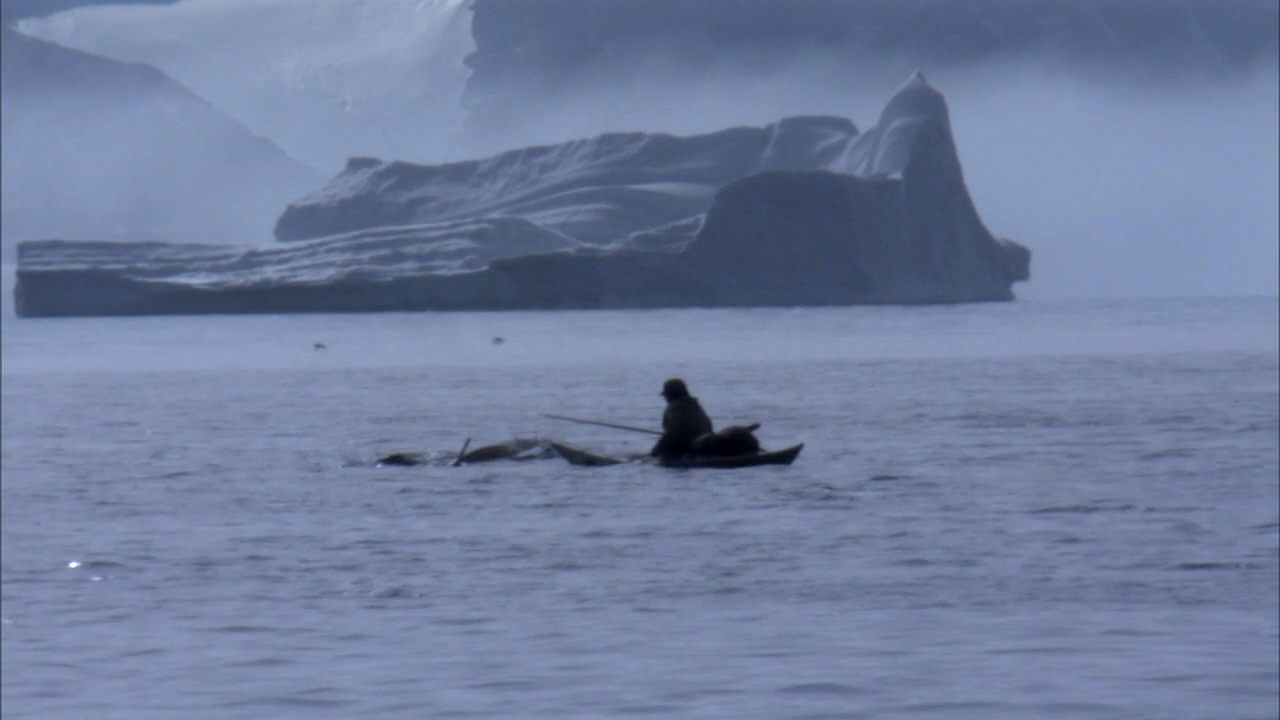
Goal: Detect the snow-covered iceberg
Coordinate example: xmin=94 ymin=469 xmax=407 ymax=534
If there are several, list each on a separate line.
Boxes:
xmin=273 ymin=112 xmax=862 ymax=245
xmin=15 ymin=75 xmax=1030 ymax=317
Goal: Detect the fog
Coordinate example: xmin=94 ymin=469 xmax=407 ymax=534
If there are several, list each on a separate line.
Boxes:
xmin=948 ymin=66 xmax=1279 ymax=300
xmin=17 ymin=0 xmax=473 ymax=172
xmin=0 ymin=47 xmax=321 ymax=244
xmin=13 ymin=0 xmax=1279 ymax=300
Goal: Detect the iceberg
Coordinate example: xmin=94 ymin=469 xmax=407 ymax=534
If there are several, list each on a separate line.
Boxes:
xmin=14 ymin=75 xmax=1030 ymax=317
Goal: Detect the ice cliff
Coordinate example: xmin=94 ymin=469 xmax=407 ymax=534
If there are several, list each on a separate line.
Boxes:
xmin=14 ymin=75 xmax=1030 ymax=317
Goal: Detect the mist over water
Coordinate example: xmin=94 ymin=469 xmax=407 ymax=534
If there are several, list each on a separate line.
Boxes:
xmin=947 ymin=65 xmax=1280 ymax=300
xmin=15 ymin=0 xmax=1280 ymax=300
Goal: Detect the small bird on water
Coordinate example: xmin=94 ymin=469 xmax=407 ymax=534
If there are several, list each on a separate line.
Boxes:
xmin=313 ymin=342 xmax=327 ymax=350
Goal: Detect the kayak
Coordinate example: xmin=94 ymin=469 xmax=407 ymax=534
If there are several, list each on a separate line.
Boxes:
xmin=550 ymin=441 xmax=803 ymax=468
xmin=662 ymin=444 xmax=803 ymax=468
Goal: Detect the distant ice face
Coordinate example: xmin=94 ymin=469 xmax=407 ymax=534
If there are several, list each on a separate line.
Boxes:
xmin=19 ymin=0 xmax=475 ymax=172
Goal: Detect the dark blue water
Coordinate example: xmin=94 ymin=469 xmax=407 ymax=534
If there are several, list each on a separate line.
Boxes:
xmin=3 ymin=298 xmax=1277 ymax=718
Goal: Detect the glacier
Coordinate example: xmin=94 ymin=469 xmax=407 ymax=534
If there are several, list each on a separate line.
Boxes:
xmin=14 ymin=74 xmax=1030 ymax=317
xmin=1 ymin=25 xmax=324 ymax=257
xmin=15 ymin=0 xmax=475 ymax=172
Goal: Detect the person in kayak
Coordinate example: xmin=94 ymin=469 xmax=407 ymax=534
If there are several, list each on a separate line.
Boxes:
xmin=650 ymin=378 xmax=763 ymax=459
xmin=651 ymin=378 xmax=714 ymax=460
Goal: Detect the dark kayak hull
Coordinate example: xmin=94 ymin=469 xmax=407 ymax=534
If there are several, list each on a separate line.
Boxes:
xmin=661 ymin=444 xmax=803 ymax=468
xmin=551 ymin=442 xmax=803 ymax=468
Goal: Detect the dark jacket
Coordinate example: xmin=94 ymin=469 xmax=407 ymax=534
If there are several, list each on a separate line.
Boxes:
xmin=651 ymin=395 xmax=714 ymax=459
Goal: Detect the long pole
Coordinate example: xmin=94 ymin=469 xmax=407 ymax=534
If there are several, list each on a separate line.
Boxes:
xmin=451 ymin=437 xmax=472 ymax=466
xmin=541 ymin=413 xmax=661 ymax=435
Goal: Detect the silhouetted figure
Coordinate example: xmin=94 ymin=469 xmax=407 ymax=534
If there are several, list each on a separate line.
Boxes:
xmin=651 ymin=378 xmax=714 ymax=460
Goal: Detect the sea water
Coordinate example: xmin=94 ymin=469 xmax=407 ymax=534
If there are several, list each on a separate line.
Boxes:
xmin=2 ymin=298 xmax=1277 ymax=719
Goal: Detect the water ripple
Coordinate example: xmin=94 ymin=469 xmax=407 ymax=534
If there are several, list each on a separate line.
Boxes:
xmin=778 ymin=682 xmax=870 ymax=696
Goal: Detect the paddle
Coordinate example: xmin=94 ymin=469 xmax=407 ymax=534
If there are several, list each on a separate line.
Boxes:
xmin=541 ymin=413 xmax=662 ymax=435
xmin=450 ymin=437 xmax=472 ymax=466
